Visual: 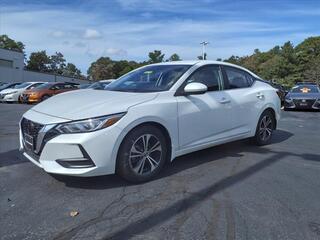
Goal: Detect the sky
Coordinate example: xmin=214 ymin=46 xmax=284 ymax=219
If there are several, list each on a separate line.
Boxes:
xmin=0 ymin=0 xmax=320 ymax=74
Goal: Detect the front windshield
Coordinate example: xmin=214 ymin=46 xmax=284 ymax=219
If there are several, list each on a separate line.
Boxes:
xmin=106 ymin=65 xmax=191 ymax=92
xmin=291 ymin=85 xmax=319 ymax=93
xmin=14 ymin=82 xmax=31 ymax=89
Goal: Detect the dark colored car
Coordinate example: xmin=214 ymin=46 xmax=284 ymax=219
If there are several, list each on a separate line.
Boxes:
xmin=78 ymin=83 xmax=91 ymax=89
xmin=284 ymin=84 xmax=320 ymax=110
xmin=87 ymin=80 xmax=114 ymax=90
xmin=21 ymin=82 xmax=79 ymax=103
xmin=270 ymin=82 xmax=287 ymax=104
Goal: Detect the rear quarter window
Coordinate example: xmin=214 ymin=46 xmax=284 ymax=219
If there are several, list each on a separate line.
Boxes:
xmin=224 ymin=66 xmax=254 ymax=89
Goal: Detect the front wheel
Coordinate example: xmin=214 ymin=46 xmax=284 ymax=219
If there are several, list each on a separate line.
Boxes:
xmin=253 ymin=111 xmax=275 ymax=146
xmin=117 ymin=125 xmax=168 ymax=183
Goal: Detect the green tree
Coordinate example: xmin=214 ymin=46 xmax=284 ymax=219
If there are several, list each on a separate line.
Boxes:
xmin=26 ymin=51 xmax=50 ymax=72
xmin=304 ymin=58 xmax=320 ymax=84
xmin=0 ymin=34 xmax=25 ymax=53
xmin=167 ymin=53 xmax=181 ymax=61
xmin=49 ymin=52 xmax=66 ymax=74
xmin=87 ymin=57 xmax=116 ymax=80
xmin=148 ymin=50 xmax=165 ymax=63
xmin=63 ymin=63 xmax=82 ymax=78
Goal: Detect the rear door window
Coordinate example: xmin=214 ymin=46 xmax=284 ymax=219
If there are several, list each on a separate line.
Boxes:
xmin=224 ymin=66 xmax=253 ymax=89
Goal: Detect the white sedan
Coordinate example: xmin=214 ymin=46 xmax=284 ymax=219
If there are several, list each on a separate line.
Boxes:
xmin=19 ymin=61 xmax=280 ymax=182
xmin=0 ymin=82 xmax=45 ymax=103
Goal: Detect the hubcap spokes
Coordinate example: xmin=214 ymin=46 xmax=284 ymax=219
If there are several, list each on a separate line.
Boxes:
xmin=129 ymin=134 xmax=162 ymax=175
xmin=259 ymin=116 xmax=273 ymax=141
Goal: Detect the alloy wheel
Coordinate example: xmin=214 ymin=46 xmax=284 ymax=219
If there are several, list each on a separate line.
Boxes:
xmin=259 ymin=115 xmax=273 ymax=141
xmin=129 ymin=134 xmax=162 ymax=175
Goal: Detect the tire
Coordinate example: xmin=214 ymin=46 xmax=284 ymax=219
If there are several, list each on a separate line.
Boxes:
xmin=253 ymin=110 xmax=275 ymax=146
xmin=41 ymin=95 xmax=50 ymax=102
xmin=117 ymin=125 xmax=168 ymax=183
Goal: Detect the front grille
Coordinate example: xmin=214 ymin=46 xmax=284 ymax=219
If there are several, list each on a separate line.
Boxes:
xmin=293 ymin=99 xmax=316 ymax=108
xmin=21 ymin=118 xmax=44 ymax=155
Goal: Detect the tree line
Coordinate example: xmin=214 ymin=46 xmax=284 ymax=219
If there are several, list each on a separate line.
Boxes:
xmin=1 ymin=34 xmax=320 ymax=86
xmin=224 ymin=37 xmax=320 ymax=87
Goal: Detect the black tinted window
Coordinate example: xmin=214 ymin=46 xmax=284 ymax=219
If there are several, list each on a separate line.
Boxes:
xmin=186 ymin=65 xmax=222 ymax=91
xmin=50 ymin=84 xmax=63 ymax=90
xmin=225 ymin=67 xmax=251 ymax=89
xmin=27 ymin=83 xmax=43 ymax=90
xmin=63 ymin=84 xmax=77 ymax=89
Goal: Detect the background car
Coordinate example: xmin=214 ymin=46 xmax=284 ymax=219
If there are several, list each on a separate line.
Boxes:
xmin=87 ymin=79 xmax=115 ymax=90
xmin=78 ymin=83 xmax=91 ymax=89
xmin=270 ymin=82 xmax=287 ymax=105
xmin=21 ymin=82 xmax=79 ymax=103
xmin=284 ymin=84 xmax=320 ymax=110
xmin=0 ymin=82 xmax=45 ymax=103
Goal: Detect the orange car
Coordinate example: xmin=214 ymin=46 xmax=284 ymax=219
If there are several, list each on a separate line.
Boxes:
xmin=21 ymin=82 xmax=79 ymax=103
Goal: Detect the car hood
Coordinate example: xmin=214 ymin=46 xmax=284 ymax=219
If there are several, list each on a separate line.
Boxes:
xmin=31 ymin=89 xmax=158 ymax=120
xmin=0 ymin=88 xmax=16 ymax=94
xmin=287 ymin=92 xmax=320 ymax=99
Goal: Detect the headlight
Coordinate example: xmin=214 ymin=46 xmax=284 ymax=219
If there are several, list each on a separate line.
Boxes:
xmin=285 ymin=97 xmax=293 ymax=102
xmin=55 ymin=113 xmax=126 ymax=134
xmin=3 ymin=91 xmax=17 ymax=96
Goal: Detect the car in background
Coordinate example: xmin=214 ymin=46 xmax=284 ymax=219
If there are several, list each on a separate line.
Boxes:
xmin=19 ymin=61 xmax=280 ymax=182
xmin=270 ymin=82 xmax=287 ymax=104
xmin=78 ymin=83 xmax=91 ymax=89
xmin=0 ymin=82 xmax=45 ymax=103
xmin=87 ymin=79 xmax=115 ymax=90
xmin=284 ymin=84 xmax=320 ymax=110
xmin=21 ymin=82 xmax=79 ymax=103
xmin=0 ymin=82 xmax=22 ymax=92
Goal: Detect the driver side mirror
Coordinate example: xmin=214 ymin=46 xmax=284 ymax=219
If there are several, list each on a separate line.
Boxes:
xmin=184 ymin=82 xmax=208 ymax=95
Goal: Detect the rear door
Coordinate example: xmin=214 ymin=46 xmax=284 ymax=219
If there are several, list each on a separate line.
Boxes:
xmin=221 ymin=66 xmax=261 ymax=134
xmin=176 ymin=65 xmax=234 ymax=149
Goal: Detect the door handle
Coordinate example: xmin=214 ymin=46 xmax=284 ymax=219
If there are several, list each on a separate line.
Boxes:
xmin=256 ymin=92 xmax=264 ymax=99
xmin=219 ymin=97 xmax=231 ymax=104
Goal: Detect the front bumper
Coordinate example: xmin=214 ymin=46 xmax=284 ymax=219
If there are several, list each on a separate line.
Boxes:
xmin=1 ymin=93 xmax=19 ymax=102
xmin=284 ymin=99 xmax=320 ymax=110
xmin=21 ymin=94 xmax=40 ymax=103
xmin=19 ymin=111 xmax=124 ymax=176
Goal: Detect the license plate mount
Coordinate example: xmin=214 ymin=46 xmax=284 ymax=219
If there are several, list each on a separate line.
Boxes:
xmin=24 ymin=134 xmax=34 ymax=150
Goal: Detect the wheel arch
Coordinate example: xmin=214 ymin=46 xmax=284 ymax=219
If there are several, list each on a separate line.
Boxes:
xmin=257 ymin=106 xmax=277 ymax=131
xmin=115 ymin=119 xmax=175 ymax=168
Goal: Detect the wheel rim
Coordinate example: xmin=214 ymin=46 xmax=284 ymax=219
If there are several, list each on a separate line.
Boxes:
xmin=129 ymin=134 xmax=162 ymax=175
xmin=259 ymin=115 xmax=273 ymax=141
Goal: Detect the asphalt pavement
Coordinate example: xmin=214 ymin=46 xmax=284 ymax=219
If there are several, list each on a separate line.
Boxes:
xmin=1 ymin=104 xmax=320 ymax=240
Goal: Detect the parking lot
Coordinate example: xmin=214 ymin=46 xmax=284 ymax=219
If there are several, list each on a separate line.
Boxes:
xmin=0 ymin=104 xmax=320 ymax=240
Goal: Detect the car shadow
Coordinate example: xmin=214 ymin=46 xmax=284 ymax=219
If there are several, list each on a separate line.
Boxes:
xmin=51 ymin=129 xmax=293 ymax=189
xmin=0 ymin=149 xmax=28 ymax=167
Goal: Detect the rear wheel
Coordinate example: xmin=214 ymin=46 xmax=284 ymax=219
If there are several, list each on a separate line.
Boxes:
xmin=117 ymin=125 xmax=168 ymax=183
xmin=253 ymin=110 xmax=275 ymax=145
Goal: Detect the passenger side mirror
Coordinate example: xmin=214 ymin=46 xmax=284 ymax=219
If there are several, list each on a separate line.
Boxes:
xmin=184 ymin=82 xmax=208 ymax=95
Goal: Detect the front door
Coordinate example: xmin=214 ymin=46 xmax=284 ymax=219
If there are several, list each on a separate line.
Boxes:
xmin=176 ymin=65 xmax=234 ymax=149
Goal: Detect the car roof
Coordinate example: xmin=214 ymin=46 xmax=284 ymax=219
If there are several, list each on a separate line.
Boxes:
xmin=150 ymin=60 xmax=262 ymax=80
